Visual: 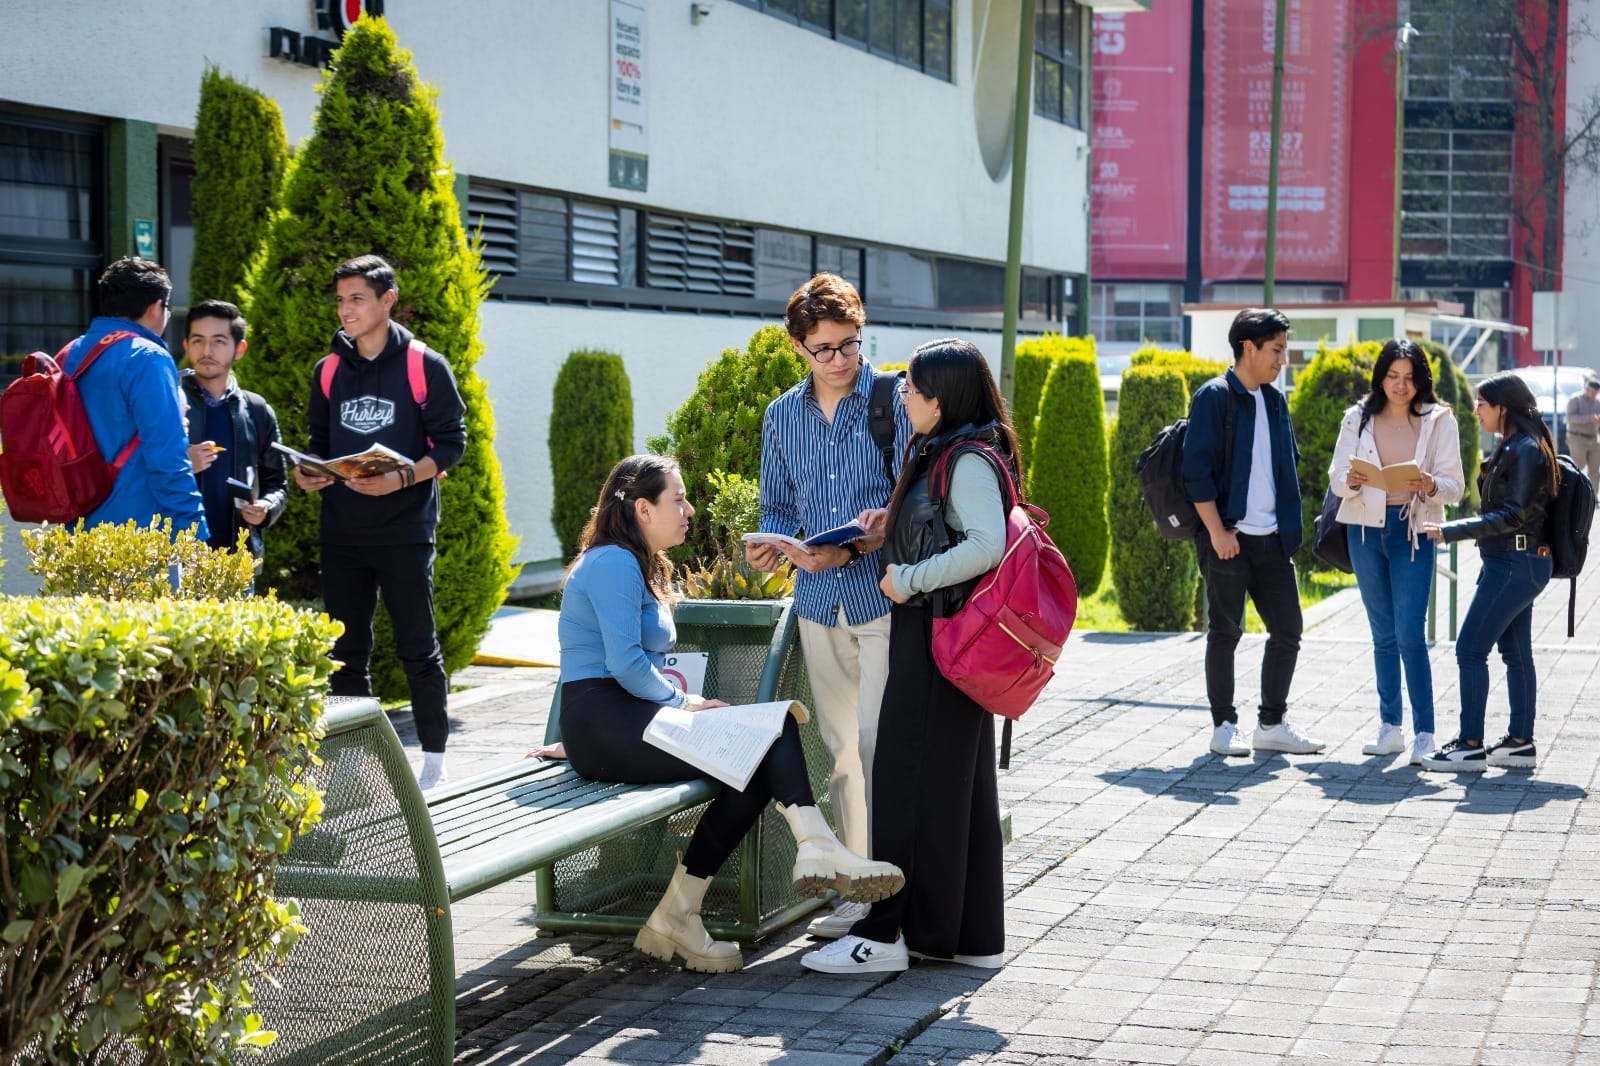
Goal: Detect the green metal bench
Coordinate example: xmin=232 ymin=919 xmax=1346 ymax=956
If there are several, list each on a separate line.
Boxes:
xmin=255 ymin=600 xmax=833 ymax=1065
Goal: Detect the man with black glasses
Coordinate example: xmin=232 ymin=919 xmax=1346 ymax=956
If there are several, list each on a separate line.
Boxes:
xmin=746 ymin=273 xmax=909 ymax=939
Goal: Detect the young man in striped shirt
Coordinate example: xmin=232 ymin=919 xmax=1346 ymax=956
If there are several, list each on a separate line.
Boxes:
xmin=745 ymin=273 xmax=910 ymax=939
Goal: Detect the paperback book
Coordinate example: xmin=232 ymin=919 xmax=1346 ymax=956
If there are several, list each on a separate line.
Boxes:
xmin=271 ymin=441 xmax=413 ymax=481
xmin=642 ymin=700 xmax=809 ymax=791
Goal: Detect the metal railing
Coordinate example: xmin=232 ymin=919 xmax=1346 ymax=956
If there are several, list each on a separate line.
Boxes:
xmin=1426 ymin=540 xmax=1460 ymax=642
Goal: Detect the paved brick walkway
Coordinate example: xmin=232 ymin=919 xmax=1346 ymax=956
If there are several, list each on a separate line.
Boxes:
xmin=387 ymin=556 xmax=1600 ymax=1064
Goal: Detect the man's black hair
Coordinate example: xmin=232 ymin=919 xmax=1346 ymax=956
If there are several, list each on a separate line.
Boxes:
xmin=185 ymin=299 xmax=248 ymax=345
xmin=1227 ymin=307 xmax=1293 ymax=361
xmin=333 ymin=254 xmax=398 ymax=297
xmin=98 ymin=257 xmax=172 ymax=321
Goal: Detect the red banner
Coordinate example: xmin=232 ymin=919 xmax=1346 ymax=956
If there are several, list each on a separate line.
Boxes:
xmin=1090 ymin=1 xmax=1192 ymax=280
xmin=1201 ymin=0 xmax=1353 ymax=282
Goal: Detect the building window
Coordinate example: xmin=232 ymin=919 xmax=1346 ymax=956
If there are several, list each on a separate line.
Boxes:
xmin=1090 ymin=283 xmax=1182 ymax=345
xmin=732 ymin=0 xmax=952 ymax=80
xmin=1034 ymin=0 xmax=1085 ymax=128
xmin=1404 ymin=0 xmax=1513 ymax=105
xmin=0 ymin=114 xmax=101 ymax=380
xmin=1400 ymin=127 xmax=1512 ymax=262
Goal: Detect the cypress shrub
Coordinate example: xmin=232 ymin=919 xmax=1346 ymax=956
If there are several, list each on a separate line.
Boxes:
xmin=549 ymin=350 xmax=633 ymax=560
xmin=1287 ymin=341 xmax=1380 ymax=571
xmin=1011 ymin=341 xmax=1053 ymax=470
xmin=242 ymin=17 xmax=517 ymax=698
xmin=648 ymin=323 xmax=808 ymax=563
xmin=189 ymin=67 xmax=287 ymax=307
xmin=1131 ymin=345 xmax=1227 ymax=397
xmin=1029 ymin=347 xmax=1109 ymax=595
xmin=1422 ymin=339 xmax=1481 ymax=512
xmin=1109 ymin=366 xmax=1197 ymax=630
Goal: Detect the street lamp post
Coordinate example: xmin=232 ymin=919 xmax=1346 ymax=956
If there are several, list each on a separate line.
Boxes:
xmin=1262 ymin=0 xmax=1288 ymax=306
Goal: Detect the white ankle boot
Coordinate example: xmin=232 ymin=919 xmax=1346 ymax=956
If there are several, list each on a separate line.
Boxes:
xmin=633 ymin=864 xmax=742 ymax=974
xmin=778 ymin=804 xmax=905 ymax=903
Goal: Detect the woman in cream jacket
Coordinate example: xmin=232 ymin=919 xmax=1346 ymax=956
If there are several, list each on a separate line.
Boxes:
xmin=1328 ymin=339 xmax=1466 ymax=765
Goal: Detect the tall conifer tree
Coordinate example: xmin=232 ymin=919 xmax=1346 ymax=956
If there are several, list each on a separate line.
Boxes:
xmin=243 ymin=17 xmax=516 ymax=696
xmin=189 ymin=67 xmax=287 ymax=307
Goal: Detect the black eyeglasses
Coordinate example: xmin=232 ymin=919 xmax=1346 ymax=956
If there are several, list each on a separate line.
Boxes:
xmin=801 ymin=335 xmax=862 ymax=365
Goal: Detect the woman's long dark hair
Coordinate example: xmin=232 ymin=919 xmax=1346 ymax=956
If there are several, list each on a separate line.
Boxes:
xmin=884 ymin=338 xmax=1021 ymax=532
xmin=1359 ymin=338 xmax=1439 ymax=431
xmin=563 ymin=454 xmax=680 ymax=604
xmin=1477 ymin=371 xmax=1560 ymax=498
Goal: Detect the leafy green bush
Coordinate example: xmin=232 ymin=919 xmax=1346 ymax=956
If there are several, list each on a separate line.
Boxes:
xmin=1028 ymin=344 xmax=1109 ymax=595
xmin=1287 ymin=341 xmax=1380 ymax=570
xmin=1109 ymin=366 xmax=1198 ymax=630
xmin=647 ymin=324 xmax=808 ymax=562
xmin=1131 ymin=346 xmax=1227 ymax=397
xmin=549 ymin=350 xmax=633 ymax=560
xmin=1011 ymin=342 xmax=1054 ymax=469
xmin=1422 ymin=339 xmax=1481 ymax=512
xmin=22 ymin=520 xmax=256 ymax=600
xmin=242 ymin=17 xmax=517 ymax=698
xmin=189 ymin=67 xmax=287 ymax=307
xmin=0 ymin=594 xmax=337 ymax=1062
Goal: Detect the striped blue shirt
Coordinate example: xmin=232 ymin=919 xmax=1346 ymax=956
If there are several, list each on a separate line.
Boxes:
xmin=758 ymin=361 xmax=912 ymax=627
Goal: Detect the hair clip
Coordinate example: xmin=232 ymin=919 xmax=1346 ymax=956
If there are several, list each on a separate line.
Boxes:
xmin=614 ymin=489 xmax=626 ymax=501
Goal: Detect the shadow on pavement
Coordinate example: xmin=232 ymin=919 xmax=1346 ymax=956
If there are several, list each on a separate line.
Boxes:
xmin=1096 ymin=754 xmax=1287 ymax=806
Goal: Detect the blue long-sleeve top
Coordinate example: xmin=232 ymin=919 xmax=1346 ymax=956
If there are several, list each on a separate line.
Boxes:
xmin=558 ymin=544 xmax=688 ymax=708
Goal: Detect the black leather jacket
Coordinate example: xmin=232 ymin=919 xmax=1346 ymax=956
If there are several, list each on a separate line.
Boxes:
xmin=1439 ymin=432 xmax=1552 ymax=549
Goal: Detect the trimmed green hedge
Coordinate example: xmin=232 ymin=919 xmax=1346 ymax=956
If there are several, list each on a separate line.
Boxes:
xmin=1011 ymin=341 xmax=1054 ymax=470
xmin=189 ymin=67 xmax=287 ymax=308
xmin=1288 ymin=342 xmax=1380 ymax=571
xmin=1029 ymin=344 xmax=1109 ymax=595
xmin=0 ymin=594 xmax=337 ymax=1062
xmin=1131 ymin=346 xmax=1227 ymax=397
xmin=1422 ymin=339 xmax=1481 ymax=512
xmin=1109 ymin=366 xmax=1198 ymax=630
xmin=549 ymin=350 xmax=633 ymax=560
xmin=242 ymin=17 xmax=517 ymax=697
xmin=647 ymin=324 xmax=808 ymax=563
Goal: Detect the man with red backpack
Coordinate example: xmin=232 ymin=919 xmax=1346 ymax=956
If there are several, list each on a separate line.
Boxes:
xmin=293 ymin=255 xmax=467 ymax=791
xmin=64 ymin=258 xmax=207 ymax=538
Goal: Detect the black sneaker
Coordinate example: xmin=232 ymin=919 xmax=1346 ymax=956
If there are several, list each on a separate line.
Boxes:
xmin=1486 ymin=735 xmax=1537 ymax=770
xmin=1419 ymin=738 xmax=1488 ymax=773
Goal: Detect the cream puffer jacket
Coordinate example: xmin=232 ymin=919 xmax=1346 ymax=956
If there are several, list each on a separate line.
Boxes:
xmin=1328 ymin=402 xmax=1466 ymax=537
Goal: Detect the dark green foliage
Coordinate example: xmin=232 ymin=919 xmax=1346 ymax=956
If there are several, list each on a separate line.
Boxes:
xmin=242 ymin=18 xmax=517 ymax=697
xmin=189 ymin=67 xmax=288 ymax=307
xmin=1011 ymin=342 xmax=1053 ymax=470
xmin=1422 ymin=339 xmax=1481 ymax=512
xmin=0 ymin=593 xmax=337 ymax=1061
xmin=648 ymin=324 xmax=808 ymax=562
xmin=1109 ymin=366 xmax=1198 ymax=629
xmin=1131 ymin=346 xmax=1227 ymax=397
xmin=549 ymin=350 xmax=633 ymax=560
xmin=1029 ymin=349 xmax=1109 ymax=595
xmin=1287 ymin=342 xmax=1380 ymax=571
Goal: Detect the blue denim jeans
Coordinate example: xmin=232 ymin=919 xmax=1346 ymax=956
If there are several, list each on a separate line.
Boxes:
xmin=1455 ymin=548 xmax=1552 ymax=743
xmin=1348 ymin=506 xmax=1436 ymax=734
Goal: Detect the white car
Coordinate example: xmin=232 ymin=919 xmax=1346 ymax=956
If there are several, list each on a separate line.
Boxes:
xmin=1508 ymin=365 xmax=1597 ymax=452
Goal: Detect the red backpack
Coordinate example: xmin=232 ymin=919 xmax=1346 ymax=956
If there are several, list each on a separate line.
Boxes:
xmin=0 ymin=332 xmax=140 ymax=524
xmin=928 ymin=441 xmax=1078 ymax=739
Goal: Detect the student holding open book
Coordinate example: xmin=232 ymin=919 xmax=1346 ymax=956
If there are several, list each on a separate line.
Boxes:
xmin=557 ymin=454 xmax=904 ymax=974
xmin=1328 ymin=338 xmax=1464 ymax=765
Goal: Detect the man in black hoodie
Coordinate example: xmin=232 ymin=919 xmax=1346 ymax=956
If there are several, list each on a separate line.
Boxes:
xmin=294 ymin=255 xmax=468 ymax=790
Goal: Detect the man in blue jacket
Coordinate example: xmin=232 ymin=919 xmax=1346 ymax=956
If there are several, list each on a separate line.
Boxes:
xmin=66 ymin=257 xmax=207 ymax=539
xmin=1181 ymin=308 xmax=1324 ymax=758
xmin=293 ymin=255 xmax=467 ymax=791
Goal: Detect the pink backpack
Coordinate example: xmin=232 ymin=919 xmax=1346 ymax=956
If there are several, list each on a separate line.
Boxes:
xmin=928 ymin=441 xmax=1078 ymax=731
xmin=320 ymin=339 xmax=444 ymax=477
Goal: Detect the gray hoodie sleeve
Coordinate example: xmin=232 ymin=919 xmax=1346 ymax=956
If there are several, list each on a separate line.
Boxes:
xmin=891 ymin=452 xmax=1008 ymax=599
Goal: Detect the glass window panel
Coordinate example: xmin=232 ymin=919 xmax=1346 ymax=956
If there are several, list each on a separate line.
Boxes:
xmin=837 ymin=0 xmax=868 ymax=42
xmin=765 ymin=0 xmax=798 ymax=19
xmin=618 ymin=208 xmax=638 ymax=287
xmin=0 ymin=263 xmax=91 ymax=381
xmin=870 ymin=0 xmax=896 ymax=55
xmin=896 ymin=0 xmax=921 ymax=66
xmin=0 ymin=120 xmax=96 ymax=242
xmin=1357 ymin=318 xmax=1394 ymax=342
xmin=1061 ymin=2 xmax=1083 ymax=64
xmin=924 ymin=1 xmax=951 ymax=79
xmin=1037 ymin=0 xmax=1062 ymax=57
xmin=867 ymin=246 xmax=936 ymax=308
xmin=1293 ymin=318 xmax=1338 ymax=342
xmin=163 ymin=156 xmax=196 ymax=308
xmin=799 ymin=0 xmax=830 ymax=31
xmin=756 ymin=229 xmax=812 ymax=301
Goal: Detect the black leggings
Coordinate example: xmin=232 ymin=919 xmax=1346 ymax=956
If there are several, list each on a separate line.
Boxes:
xmin=559 ymin=678 xmax=814 ymax=878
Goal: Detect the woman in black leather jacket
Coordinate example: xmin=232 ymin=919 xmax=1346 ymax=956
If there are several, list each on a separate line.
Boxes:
xmin=1419 ymin=371 xmax=1559 ymax=772
xmin=801 ymin=338 xmax=1016 ymax=976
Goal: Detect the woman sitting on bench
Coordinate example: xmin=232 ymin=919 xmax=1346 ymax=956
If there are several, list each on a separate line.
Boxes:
xmin=556 ymin=454 xmax=904 ymax=973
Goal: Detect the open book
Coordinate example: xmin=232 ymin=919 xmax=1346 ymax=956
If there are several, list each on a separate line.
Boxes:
xmin=741 ymin=521 xmax=869 ymax=554
xmin=227 ymin=466 xmax=258 ymax=507
xmin=1349 ymin=457 xmax=1421 ymax=495
xmin=643 ymin=700 xmax=809 ymax=791
xmin=271 ymin=441 xmax=413 ymax=481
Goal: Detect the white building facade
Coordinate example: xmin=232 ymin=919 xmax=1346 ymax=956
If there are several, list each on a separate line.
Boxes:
xmin=0 ymin=0 xmax=1103 ymax=592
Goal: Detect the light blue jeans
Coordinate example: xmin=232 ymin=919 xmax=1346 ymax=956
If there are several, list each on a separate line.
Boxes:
xmin=1348 ymin=505 xmax=1435 ymax=734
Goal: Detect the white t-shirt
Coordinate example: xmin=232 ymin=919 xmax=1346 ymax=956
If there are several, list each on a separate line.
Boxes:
xmin=1234 ymin=387 xmax=1278 ymax=535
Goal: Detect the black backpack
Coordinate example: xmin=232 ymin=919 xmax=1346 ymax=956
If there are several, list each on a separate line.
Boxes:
xmin=1136 ymin=384 xmax=1234 ymax=541
xmin=867 ymin=372 xmax=899 ymax=483
xmin=1543 ymin=453 xmax=1595 ymax=636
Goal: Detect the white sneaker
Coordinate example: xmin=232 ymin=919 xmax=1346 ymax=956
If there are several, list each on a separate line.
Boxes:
xmin=1361 ymin=723 xmax=1406 ymax=756
xmin=1210 ymin=722 xmax=1250 ymax=756
xmin=1409 ymin=731 xmax=1435 ymax=766
xmin=807 ymin=900 xmax=869 ymax=939
xmin=1253 ymin=721 xmax=1326 ymax=755
xmin=417 ymin=752 xmax=448 ymax=792
xmin=801 ymin=933 xmax=908 ymax=974
xmin=908 ymin=947 xmax=1005 ymax=969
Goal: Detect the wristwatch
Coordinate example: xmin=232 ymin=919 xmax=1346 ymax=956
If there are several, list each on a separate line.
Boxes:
xmin=842 ymin=541 xmax=863 ymax=563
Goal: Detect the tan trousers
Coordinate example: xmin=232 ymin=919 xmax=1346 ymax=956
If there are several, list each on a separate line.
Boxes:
xmin=797 ymin=607 xmax=892 ymax=856
xmin=1571 ymin=434 xmax=1600 ymax=490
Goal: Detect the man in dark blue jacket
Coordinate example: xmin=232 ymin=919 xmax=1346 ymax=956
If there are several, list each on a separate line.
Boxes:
xmin=293 ymin=255 xmax=468 ymax=791
xmin=1181 ymin=308 xmax=1324 ymax=759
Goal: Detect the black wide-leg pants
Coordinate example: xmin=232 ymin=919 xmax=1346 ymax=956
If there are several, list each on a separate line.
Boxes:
xmin=852 ymin=602 xmax=1005 ymax=959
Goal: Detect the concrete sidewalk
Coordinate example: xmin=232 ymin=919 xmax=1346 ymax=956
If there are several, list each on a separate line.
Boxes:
xmin=386 ymin=559 xmax=1600 ymax=1065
